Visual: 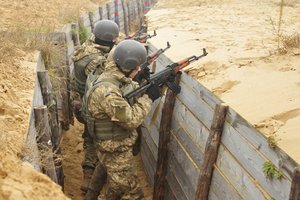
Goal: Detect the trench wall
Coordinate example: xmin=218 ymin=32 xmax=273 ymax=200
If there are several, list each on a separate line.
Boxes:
xmin=140 ymin=44 xmax=300 ymax=200
xmin=25 ymin=0 xmax=156 ymax=188
xmin=24 ymin=0 xmax=300 ymax=199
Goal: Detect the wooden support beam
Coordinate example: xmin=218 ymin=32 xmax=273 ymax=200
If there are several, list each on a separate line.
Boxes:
xmin=34 ymin=106 xmax=58 ymax=183
xmin=195 ymin=103 xmax=228 ymax=200
xmin=126 ymin=1 xmax=131 ymax=32
xmin=99 ymin=6 xmax=103 ymax=20
xmin=88 ymin=11 xmax=94 ymax=32
xmin=121 ymin=0 xmax=128 ymax=35
xmin=136 ymin=0 xmax=141 ymax=27
xmin=106 ymin=3 xmax=111 ymax=20
xmin=37 ymin=70 xmax=60 ymax=149
xmin=71 ymin=23 xmax=80 ymax=46
xmin=153 ymin=73 xmax=181 ymax=200
xmin=290 ymin=168 xmax=300 ymax=200
xmin=65 ymin=47 xmax=74 ymax=127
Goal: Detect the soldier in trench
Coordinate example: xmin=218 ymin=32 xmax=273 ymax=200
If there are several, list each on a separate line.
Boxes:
xmin=82 ymin=40 xmax=160 ymax=199
xmin=71 ymin=19 xmax=120 ymax=194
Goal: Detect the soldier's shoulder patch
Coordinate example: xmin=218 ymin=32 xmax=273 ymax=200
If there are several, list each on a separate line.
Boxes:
xmin=111 ymin=100 xmax=128 ymax=122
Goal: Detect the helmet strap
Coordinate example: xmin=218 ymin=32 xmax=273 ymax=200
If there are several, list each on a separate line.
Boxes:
xmin=94 ymin=37 xmax=115 ymax=50
xmin=116 ymin=64 xmax=134 ymax=77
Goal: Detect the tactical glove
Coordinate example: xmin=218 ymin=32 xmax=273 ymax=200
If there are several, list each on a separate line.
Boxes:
xmin=146 ymin=83 xmax=160 ymax=102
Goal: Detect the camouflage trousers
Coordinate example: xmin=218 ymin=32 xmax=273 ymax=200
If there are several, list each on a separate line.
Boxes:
xmin=95 ymin=131 xmax=144 ymax=200
xmin=82 ymin=124 xmax=98 ymax=169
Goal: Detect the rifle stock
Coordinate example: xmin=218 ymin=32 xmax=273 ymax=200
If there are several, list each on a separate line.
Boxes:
xmin=125 ymin=48 xmax=208 ymax=101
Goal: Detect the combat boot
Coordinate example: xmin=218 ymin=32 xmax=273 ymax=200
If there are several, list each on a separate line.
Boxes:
xmin=81 ymin=167 xmax=95 ymax=194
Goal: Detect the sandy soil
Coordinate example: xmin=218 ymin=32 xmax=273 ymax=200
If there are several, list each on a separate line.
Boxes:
xmin=147 ymin=0 xmax=300 ymax=163
xmin=61 ymin=121 xmax=153 ymax=200
xmin=0 ymin=0 xmax=153 ymax=199
xmin=0 ymin=0 xmax=108 ymax=199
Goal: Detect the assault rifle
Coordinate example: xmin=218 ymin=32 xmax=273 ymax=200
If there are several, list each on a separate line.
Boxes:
xmin=126 ymin=24 xmax=148 ymax=39
xmin=125 ymin=48 xmax=208 ymax=101
xmin=126 ymin=30 xmax=157 ymax=42
xmin=133 ymin=41 xmax=171 ymax=84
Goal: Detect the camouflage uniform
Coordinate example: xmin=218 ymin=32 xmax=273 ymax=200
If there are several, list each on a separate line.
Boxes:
xmin=71 ymin=34 xmax=111 ymax=171
xmin=83 ymin=62 xmax=152 ymax=199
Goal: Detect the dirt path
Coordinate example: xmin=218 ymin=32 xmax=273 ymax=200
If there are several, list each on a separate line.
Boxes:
xmin=61 ymin=121 xmax=153 ymax=200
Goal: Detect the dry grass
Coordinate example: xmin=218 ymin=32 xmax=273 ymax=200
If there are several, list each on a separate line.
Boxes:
xmin=268 ymin=0 xmax=300 ymax=54
xmin=281 ymin=33 xmax=300 ymax=49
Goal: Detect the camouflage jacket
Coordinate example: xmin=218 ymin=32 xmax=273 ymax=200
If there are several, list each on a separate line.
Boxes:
xmin=87 ymin=62 xmax=152 ymax=131
xmin=70 ymin=35 xmax=110 ymax=103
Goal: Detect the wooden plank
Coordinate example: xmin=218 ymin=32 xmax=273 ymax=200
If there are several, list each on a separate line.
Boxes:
xmin=222 ymin=122 xmax=291 ymax=199
xmin=109 ymin=2 xmax=115 ymax=20
xmin=82 ymin=13 xmax=91 ymax=28
xmin=209 ymin=167 xmax=242 ymax=200
xmin=176 ymin=80 xmax=214 ymax=129
xmin=172 ymin=99 xmax=209 ymax=153
xmin=165 ymin=181 xmax=177 ymax=200
xmin=196 ymin=104 xmax=228 ymax=200
xmin=171 ymin=117 xmax=205 ymax=169
xmin=169 ymin=134 xmax=200 ymax=193
xmin=153 ymin=74 xmax=180 ymax=200
xmin=93 ymin=8 xmax=100 ymax=22
xmin=168 ymin=140 xmax=197 ymax=200
xmin=180 ymin=72 xmax=221 ymax=108
xmin=227 ymin=108 xmax=299 ymax=181
xmin=140 ymin=126 xmax=158 ymax=161
xmin=63 ymin=23 xmax=73 ymax=44
xmin=37 ymin=71 xmax=60 ymax=149
xmin=101 ymin=5 xmax=108 ymax=20
xmin=144 ymin=94 xmax=165 ymax=128
xmin=289 ymin=168 xmax=300 ymax=200
xmin=140 ymin=135 xmax=155 ymax=186
xmin=217 ymin=145 xmax=272 ymax=199
xmin=168 ymin=158 xmax=195 ymax=200
xmin=166 ymin=169 xmax=189 ymax=200
xmin=24 ymin=53 xmax=44 ymax=171
xmin=143 ymin=121 xmax=159 ymax=148
xmin=34 ymin=106 xmax=58 ymax=183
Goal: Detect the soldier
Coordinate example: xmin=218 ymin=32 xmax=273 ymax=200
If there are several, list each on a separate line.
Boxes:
xmin=82 ymin=40 xmax=160 ymax=199
xmin=71 ymin=19 xmax=119 ymax=194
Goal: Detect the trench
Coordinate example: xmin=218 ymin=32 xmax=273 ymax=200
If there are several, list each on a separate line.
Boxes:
xmin=61 ymin=121 xmax=153 ymax=200
xmin=23 ymin=0 xmax=156 ymax=199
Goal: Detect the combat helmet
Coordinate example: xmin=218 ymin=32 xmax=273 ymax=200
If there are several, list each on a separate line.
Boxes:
xmin=93 ymin=20 xmax=119 ymax=43
xmin=113 ymin=40 xmax=147 ymax=71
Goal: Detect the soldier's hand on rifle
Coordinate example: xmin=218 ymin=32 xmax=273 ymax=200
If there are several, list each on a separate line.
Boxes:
xmin=146 ymin=83 xmax=160 ymax=102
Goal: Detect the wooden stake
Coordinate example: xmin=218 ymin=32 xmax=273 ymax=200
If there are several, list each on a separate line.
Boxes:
xmin=88 ymin=11 xmax=94 ymax=32
xmin=37 ymin=71 xmax=60 ymax=149
xmin=106 ymin=3 xmax=111 ymax=20
xmin=290 ymin=168 xmax=300 ymax=200
xmin=71 ymin=23 xmax=80 ymax=46
xmin=99 ymin=7 xmax=103 ymax=20
xmin=153 ymin=73 xmax=181 ymax=200
xmin=195 ymin=103 xmax=228 ymax=200
xmin=121 ymin=0 xmax=128 ymax=35
xmin=34 ymin=106 xmax=58 ymax=183
xmin=126 ymin=1 xmax=131 ymax=32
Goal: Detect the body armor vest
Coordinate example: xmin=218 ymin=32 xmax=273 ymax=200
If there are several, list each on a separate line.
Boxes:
xmin=74 ymin=53 xmax=100 ymax=97
xmin=82 ymin=76 xmax=132 ymax=141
